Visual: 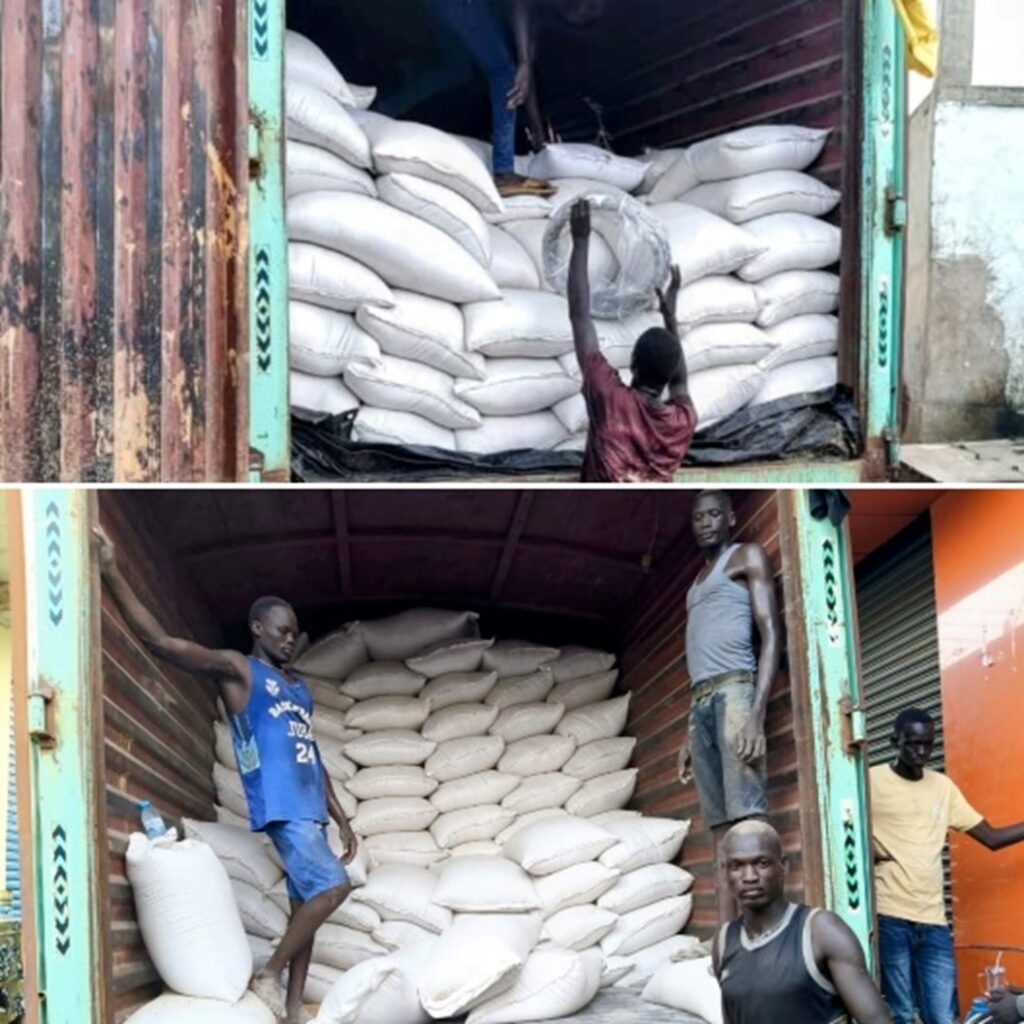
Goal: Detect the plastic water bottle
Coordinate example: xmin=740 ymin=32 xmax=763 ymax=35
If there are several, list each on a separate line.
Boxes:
xmin=966 ymin=997 xmax=993 ymax=1022
xmin=139 ymin=800 xmax=167 ymax=839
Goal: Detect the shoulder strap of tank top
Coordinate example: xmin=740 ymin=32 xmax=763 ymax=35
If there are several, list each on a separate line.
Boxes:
xmin=712 ymin=542 xmax=742 ymax=577
xmin=801 ymin=907 xmax=838 ymax=994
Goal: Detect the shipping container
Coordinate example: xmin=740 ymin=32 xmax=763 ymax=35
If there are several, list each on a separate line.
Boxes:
xmin=7 ymin=487 xmax=878 ymax=1022
xmin=0 ymin=0 xmax=907 ymax=482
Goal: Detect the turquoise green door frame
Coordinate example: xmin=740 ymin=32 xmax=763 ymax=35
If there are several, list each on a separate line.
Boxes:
xmin=248 ymin=0 xmax=291 ymax=482
xmin=780 ymin=491 xmax=877 ymax=969
xmin=861 ymin=0 xmax=908 ymax=470
xmin=21 ymin=490 xmax=108 ymax=1023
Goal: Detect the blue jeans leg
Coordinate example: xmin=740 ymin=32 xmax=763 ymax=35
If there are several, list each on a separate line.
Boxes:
xmin=428 ymin=0 xmax=517 ymax=173
xmin=879 ymin=916 xmax=917 ymax=1024
xmin=912 ymin=923 xmax=956 ymax=1024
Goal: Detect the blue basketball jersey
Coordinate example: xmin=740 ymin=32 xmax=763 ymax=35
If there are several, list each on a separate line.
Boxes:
xmin=228 ymin=656 xmax=328 ymax=831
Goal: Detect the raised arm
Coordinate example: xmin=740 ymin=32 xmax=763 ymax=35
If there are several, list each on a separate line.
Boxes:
xmin=657 ymin=265 xmax=691 ymax=404
xmin=569 ymin=200 xmax=600 ymax=368
xmin=813 ymin=912 xmax=892 ymax=1024
xmin=94 ymin=525 xmax=248 ymax=687
xmin=967 ymin=819 xmax=1024 ymax=851
xmin=734 ymin=544 xmax=781 ymax=763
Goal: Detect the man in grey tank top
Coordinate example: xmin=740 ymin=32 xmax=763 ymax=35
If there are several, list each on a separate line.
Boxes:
xmin=679 ymin=490 xmax=782 ymax=921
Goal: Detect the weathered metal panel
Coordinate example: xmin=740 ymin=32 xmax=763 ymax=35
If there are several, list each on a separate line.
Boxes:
xmin=0 ymin=0 xmax=249 ymax=483
xmin=96 ymin=494 xmax=221 ymax=1022
xmin=619 ymin=492 xmax=818 ymax=939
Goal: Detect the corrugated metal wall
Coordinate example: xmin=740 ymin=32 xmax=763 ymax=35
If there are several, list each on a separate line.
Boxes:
xmin=620 ymin=492 xmax=813 ymax=938
xmin=0 ymin=0 xmax=249 ymax=483
xmin=98 ymin=495 xmax=222 ymax=1021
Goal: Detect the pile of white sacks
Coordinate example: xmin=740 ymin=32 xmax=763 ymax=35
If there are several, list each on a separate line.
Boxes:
xmin=286 ymin=30 xmax=842 ymax=455
xmin=124 ymin=608 xmax=717 ymax=1023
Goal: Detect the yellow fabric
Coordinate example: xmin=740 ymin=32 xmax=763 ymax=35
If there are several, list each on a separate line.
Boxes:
xmin=892 ymin=0 xmax=940 ymax=77
xmin=870 ymin=765 xmax=983 ymax=925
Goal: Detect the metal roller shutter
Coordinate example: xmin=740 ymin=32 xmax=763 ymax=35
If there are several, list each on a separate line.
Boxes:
xmin=4 ymin=692 xmax=17 ymax=921
xmin=856 ymin=515 xmax=950 ymax=916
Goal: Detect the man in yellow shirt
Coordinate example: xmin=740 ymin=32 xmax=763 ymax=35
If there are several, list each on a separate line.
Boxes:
xmin=870 ymin=708 xmax=1024 ymax=1024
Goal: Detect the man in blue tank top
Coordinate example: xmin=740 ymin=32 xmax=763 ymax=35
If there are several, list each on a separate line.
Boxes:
xmin=95 ymin=526 xmax=357 ymax=1024
xmin=678 ymin=490 xmax=782 ymax=923
xmin=712 ymin=820 xmax=891 ymax=1024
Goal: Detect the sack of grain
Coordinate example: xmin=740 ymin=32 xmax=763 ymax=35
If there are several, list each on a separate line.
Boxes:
xmin=286 ymin=141 xmax=376 ymax=199
xmin=431 ymin=770 xmax=521 ymax=813
xmin=351 ymin=797 xmax=438 ymax=837
xmin=418 ymin=912 xmax=543 ymax=1018
xmin=304 ymin=678 xmax=356 ymax=714
xmin=505 ymin=218 xmax=618 ymax=291
xmin=360 ymin=608 xmax=481 ymax=662
xmin=455 ymin=359 xmax=577 ymax=417
xmin=563 ymin=737 xmax=636 ymax=780
xmin=378 ymin=173 xmax=491 ymax=266
xmin=356 ymin=290 xmax=484 ymax=380
xmin=181 ymin=820 xmax=282 ymax=892
xmin=432 ymin=855 xmax=541 ymax=912
xmin=285 ymin=30 xmax=356 ymax=106
xmin=212 ymin=763 xmax=249 ymax=821
xmin=482 ymin=640 xmax=560 ymax=678
xmin=755 ymin=271 xmax=840 ymax=327
xmin=541 ymin=905 xmax=618 ymax=951
xmin=329 ymin=897 xmax=382 ymax=933
xmin=681 ymin=322 xmax=777 ymax=374
xmin=490 ymin=701 xmax=565 ymax=742
xmin=498 ymin=735 xmax=577 ymax=776
xmin=751 ymin=355 xmax=838 ymax=404
xmin=495 ymin=808 xmax=569 ymax=846
xmin=290 ymin=372 xmax=360 ymax=421
xmin=463 ymin=289 xmax=574 ymax=359
xmin=125 ymin=832 xmax=251 ymax=1002
xmin=345 ymin=355 xmax=481 ymax=430
xmin=125 ymin=993 xmax=273 ymax=1024
xmin=552 ymin=393 xmax=588 ymax=435
xmin=466 ymin=947 xmax=602 ymax=1024
xmin=294 ymin=623 xmax=368 ymax=680
xmin=290 ymin=301 xmax=381 ymax=377
xmin=373 ymin=919 xmax=437 ymax=951
xmin=688 ymin=365 xmax=766 ymax=425
xmin=550 ymin=647 xmax=616 ymax=683
xmin=363 ymin=832 xmax=447 ymax=870
xmin=288 ymin=193 xmax=501 ymax=303
xmin=426 ymin=734 xmax=506 ymax=782
xmin=598 ymin=864 xmax=695 ymax=915
xmin=486 ymin=668 xmax=556 ymax=710
xmin=547 ymin=670 xmax=618 ymax=711
xmin=618 ymin=935 xmax=703 ymax=988
xmin=407 ymin=636 xmax=496 ymax=678
xmin=503 ymin=816 xmax=617 ymax=876
xmin=351 ymin=863 xmax=452 ymax=932
xmin=529 ymin=143 xmax=647 ymax=192
xmin=352 ymin=408 xmax=457 ymax=450
xmin=345 ymin=696 xmax=431 ymax=733
xmin=286 ymin=80 xmax=371 ymax=169
xmin=341 ymin=662 xmax=426 ymax=700
xmin=486 ymin=193 xmax=552 ymax=224
xmin=641 ymin=957 xmax=723 ymax=1023
xmin=489 ymin=227 xmax=542 ymax=290
xmin=676 ymin=276 xmax=761 ymax=331
xmin=419 ymin=669 xmax=499 ymax=709
xmin=648 ymin=203 xmax=766 ymax=285
xmin=212 ymin=721 xmax=237 ymax=771
xmin=345 ymin=731 xmax=437 ymax=767
xmin=535 ymin=861 xmax=621 ymax=917
xmin=456 ymin=413 xmax=568 ymax=455
xmin=556 ymin=695 xmax=631 ymax=746
xmin=431 ymin=804 xmax=515 ymax=848
xmin=502 ymin=772 xmax=581 ymax=814
xmin=313 ymin=922 xmax=391 ymax=972
xmin=565 ymin=769 xmax=638 ymax=817
xmin=760 ymin=315 xmax=839 ymax=368
xmin=422 ymin=703 xmax=501 ymax=744
xmin=230 ymin=878 xmax=289 ymax=939
xmin=599 ymin=817 xmax=691 ymax=873
xmin=646 ymin=150 xmax=700 ymax=203
xmin=601 ymin=895 xmax=693 ymax=956
xmin=737 ymin=213 xmax=842 ymax=282
xmin=680 ymin=170 xmax=840 ymax=223
xmin=360 ymin=115 xmax=503 ymax=213
xmin=689 ymin=125 xmax=830 ymax=182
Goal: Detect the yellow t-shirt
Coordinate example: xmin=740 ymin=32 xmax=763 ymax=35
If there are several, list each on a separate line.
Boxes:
xmin=870 ymin=764 xmax=983 ymax=925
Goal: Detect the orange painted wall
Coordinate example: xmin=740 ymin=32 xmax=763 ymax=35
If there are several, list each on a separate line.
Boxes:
xmin=930 ymin=490 xmax=1024 ymax=1003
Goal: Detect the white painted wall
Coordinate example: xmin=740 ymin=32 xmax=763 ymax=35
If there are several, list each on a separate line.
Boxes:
xmin=931 ymin=101 xmax=1024 ymax=411
xmin=972 ymin=0 xmax=1024 ymax=87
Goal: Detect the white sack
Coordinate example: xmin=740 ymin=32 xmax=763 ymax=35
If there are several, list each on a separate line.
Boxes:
xmin=761 ymin=313 xmax=840 ymax=368
xmin=751 ymin=355 xmax=837 ymax=403
xmin=486 ymin=668 xmax=556 ymax=710
xmin=352 ymin=408 xmax=456 ymax=450
xmin=529 ymin=143 xmax=647 ymax=192
xmin=341 ymin=662 xmax=426 ymax=700
xmin=432 ymin=855 xmax=541 ymax=912
xmin=648 ymin=203 xmax=765 ymax=285
xmin=419 ymin=669 xmax=499 ymax=710
xmin=641 ymin=957 xmax=724 ymax=1023
xmin=430 ymin=770 xmax=521 ymax=813
xmin=680 ymin=170 xmax=840 ymax=223
xmin=285 ymin=30 xmax=356 ymax=106
xmin=689 ymin=125 xmax=830 ymax=181
xmin=344 ymin=730 xmax=437 ymax=767
xmin=456 ymin=413 xmax=568 ymax=455
xmin=290 ymin=372 xmax=360 ymax=421
xmin=755 ymin=270 xmax=840 ymax=327
xmin=499 ymin=734 xmax=577 ymax=776
xmin=290 ymin=301 xmax=380 ymax=377
xmin=455 ymin=359 xmax=577 ymax=416
xmin=464 ymin=289 xmax=574 ymax=359
xmin=286 ymin=80 xmax=371 ymax=168
xmin=286 ymin=141 xmax=376 ymax=199
xmin=738 ymin=213 xmax=842 ymax=282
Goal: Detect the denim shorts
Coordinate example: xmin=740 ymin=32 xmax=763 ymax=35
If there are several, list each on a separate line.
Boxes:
xmin=689 ymin=679 xmax=768 ymax=828
xmin=264 ymin=820 xmax=350 ymax=902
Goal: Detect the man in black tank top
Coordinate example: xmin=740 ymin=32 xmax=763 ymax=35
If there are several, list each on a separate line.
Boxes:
xmin=712 ymin=821 xmax=891 ymax=1024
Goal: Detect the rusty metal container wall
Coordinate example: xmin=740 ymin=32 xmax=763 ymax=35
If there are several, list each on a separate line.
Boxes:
xmin=619 ymin=492 xmax=813 ymax=938
xmin=0 ymin=0 xmax=249 ymax=482
xmin=97 ymin=495 xmax=221 ymax=1020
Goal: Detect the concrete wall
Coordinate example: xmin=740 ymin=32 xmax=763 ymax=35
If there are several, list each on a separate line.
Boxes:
xmin=903 ymin=0 xmax=1024 ymax=441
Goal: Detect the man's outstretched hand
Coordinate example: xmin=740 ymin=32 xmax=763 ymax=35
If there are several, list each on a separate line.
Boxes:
xmin=571 ymin=198 xmax=592 ymax=241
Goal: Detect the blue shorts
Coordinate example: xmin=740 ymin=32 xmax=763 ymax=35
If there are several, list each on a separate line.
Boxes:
xmin=264 ymin=820 xmax=350 ymax=902
xmin=689 ymin=679 xmax=768 ymax=829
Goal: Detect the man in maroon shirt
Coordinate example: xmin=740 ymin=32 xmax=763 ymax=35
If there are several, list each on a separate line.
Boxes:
xmin=569 ymin=199 xmax=698 ymax=482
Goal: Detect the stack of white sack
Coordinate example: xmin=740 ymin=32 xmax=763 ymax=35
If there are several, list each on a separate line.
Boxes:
xmin=195 ymin=608 xmax=696 ymax=1015
xmin=284 ymin=31 xmax=844 ymax=455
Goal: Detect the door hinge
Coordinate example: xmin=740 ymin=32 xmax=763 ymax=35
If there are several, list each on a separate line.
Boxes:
xmin=840 ymin=695 xmax=868 ymax=754
xmin=249 ymin=446 xmax=266 ymax=481
xmin=885 ymin=186 xmax=906 ymax=235
xmin=28 ymin=684 xmax=56 ymax=748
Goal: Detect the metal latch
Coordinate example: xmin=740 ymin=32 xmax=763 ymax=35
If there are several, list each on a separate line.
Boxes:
xmin=28 ymin=684 xmax=56 ymax=747
xmin=885 ymin=186 xmax=906 ymax=235
xmin=839 ymin=695 xmax=868 ymax=754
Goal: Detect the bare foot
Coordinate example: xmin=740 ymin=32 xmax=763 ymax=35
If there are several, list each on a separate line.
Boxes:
xmin=494 ymin=173 xmax=557 ymax=198
xmin=250 ymin=970 xmax=287 ymax=1018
